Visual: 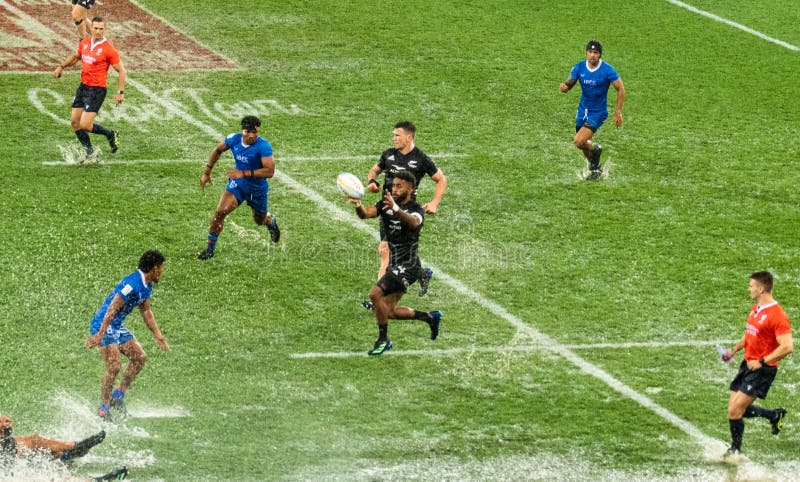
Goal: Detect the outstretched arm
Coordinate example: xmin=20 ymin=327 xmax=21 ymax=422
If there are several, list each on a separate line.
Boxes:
xmin=139 ymin=299 xmax=170 ymax=351
xmin=200 ymin=141 xmax=230 ymax=190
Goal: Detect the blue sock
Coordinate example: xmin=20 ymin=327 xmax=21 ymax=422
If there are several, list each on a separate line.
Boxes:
xmin=207 ymin=232 xmax=218 ymax=250
xmin=111 ymin=388 xmax=125 ymax=400
xmin=99 ymin=403 xmax=110 ymax=413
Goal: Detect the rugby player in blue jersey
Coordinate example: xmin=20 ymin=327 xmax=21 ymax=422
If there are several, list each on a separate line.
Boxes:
xmin=560 ymin=40 xmax=625 ymax=180
xmin=198 ymin=116 xmax=280 ymax=259
xmin=84 ymin=251 xmax=170 ymax=420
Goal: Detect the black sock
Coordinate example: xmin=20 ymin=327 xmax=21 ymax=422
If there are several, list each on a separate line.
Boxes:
xmin=413 ymin=310 xmax=432 ymax=322
xmin=729 ymin=418 xmax=744 ymax=451
xmin=75 ymin=130 xmax=92 ymax=151
xmin=744 ymin=405 xmax=774 ymax=419
xmin=378 ymin=324 xmax=388 ymax=341
xmin=91 ymin=123 xmax=113 ymax=137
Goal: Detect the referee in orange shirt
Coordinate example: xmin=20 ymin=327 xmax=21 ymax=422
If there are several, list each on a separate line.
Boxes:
xmin=720 ymin=271 xmax=793 ymax=459
xmin=54 ymin=16 xmax=125 ymax=162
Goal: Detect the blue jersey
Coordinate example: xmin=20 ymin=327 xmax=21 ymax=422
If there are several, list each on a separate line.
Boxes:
xmin=569 ymin=60 xmax=619 ymax=114
xmin=90 ymin=270 xmax=153 ymax=333
xmin=225 ymin=133 xmax=273 ymax=188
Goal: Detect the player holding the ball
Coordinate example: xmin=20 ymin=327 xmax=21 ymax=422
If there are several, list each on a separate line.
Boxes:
xmin=363 ymin=121 xmax=447 ymax=306
xmin=349 ymin=170 xmax=442 ymax=356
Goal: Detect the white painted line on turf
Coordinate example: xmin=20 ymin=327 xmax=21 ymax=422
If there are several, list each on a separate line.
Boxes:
xmin=83 ymin=50 xmax=756 ymax=468
xmin=291 ymin=339 xmax=740 ymax=359
xmin=41 ymin=153 xmax=466 ymax=166
xmin=665 ymin=0 xmax=800 ymax=51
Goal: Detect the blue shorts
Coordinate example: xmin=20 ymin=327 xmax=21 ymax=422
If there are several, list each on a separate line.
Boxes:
xmin=575 ymin=109 xmax=608 ymax=132
xmin=226 ymin=178 xmax=269 ymax=213
xmin=91 ymin=324 xmax=135 ymax=347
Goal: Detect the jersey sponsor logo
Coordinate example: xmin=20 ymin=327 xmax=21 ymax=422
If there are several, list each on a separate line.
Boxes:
xmin=387 ymin=155 xmax=395 ymax=161
xmin=388 ymin=218 xmax=401 ymax=233
xmin=408 ymin=160 xmax=418 ymax=169
xmin=121 ymin=284 xmax=133 ymax=296
xmin=746 ymin=323 xmax=759 ymax=336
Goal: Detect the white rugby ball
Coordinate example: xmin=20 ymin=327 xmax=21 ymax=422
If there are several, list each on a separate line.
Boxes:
xmin=336 ymin=172 xmax=364 ymax=199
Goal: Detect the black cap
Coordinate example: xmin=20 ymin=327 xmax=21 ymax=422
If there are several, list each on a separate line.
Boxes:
xmin=586 ymin=40 xmax=603 ymax=54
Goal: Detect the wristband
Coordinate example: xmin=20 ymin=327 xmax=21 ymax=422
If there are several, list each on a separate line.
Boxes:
xmin=759 ymin=358 xmax=767 ymax=367
xmin=368 ymin=179 xmax=379 ymax=187
xmin=391 ymin=201 xmax=400 ymax=212
xmin=117 ymin=90 xmax=124 ymax=94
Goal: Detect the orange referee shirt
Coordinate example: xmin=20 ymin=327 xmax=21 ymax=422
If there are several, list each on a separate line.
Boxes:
xmin=77 ymin=37 xmax=120 ymax=88
xmin=744 ymin=301 xmax=791 ymax=366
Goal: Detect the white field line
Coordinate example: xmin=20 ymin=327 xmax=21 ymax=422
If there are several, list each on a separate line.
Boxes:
xmin=665 ymin=0 xmax=800 ymax=51
xmin=291 ymin=339 xmax=741 ymax=359
xmin=41 ymin=153 xmax=466 ymax=166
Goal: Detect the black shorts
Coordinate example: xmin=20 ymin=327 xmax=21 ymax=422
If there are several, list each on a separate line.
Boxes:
xmin=72 ymin=0 xmax=96 ymax=8
xmin=376 ymin=265 xmax=420 ymax=295
xmin=729 ymin=360 xmax=778 ymax=399
xmin=575 ymin=123 xmax=597 ymax=133
xmin=72 ymin=83 xmax=107 ymax=113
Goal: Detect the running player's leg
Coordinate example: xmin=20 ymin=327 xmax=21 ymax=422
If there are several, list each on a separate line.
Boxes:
xmin=199 ymin=191 xmax=240 ymax=259
xmin=70 ymin=106 xmax=93 ymax=156
xmin=98 ymin=343 xmax=122 ymax=417
xmin=377 ymin=241 xmax=390 ymax=279
xmin=71 ymin=2 xmax=91 ymax=39
xmin=115 ymin=338 xmax=147 ymax=399
xmin=250 ymin=189 xmax=279 ymax=243
xmin=573 ymin=126 xmax=597 ymax=162
xmin=14 ymin=434 xmax=74 ymax=458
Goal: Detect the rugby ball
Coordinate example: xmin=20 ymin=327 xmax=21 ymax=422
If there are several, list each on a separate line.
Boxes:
xmin=336 ymin=172 xmax=364 ymax=199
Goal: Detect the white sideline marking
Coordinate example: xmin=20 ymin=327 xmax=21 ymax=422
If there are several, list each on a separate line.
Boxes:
xmin=12 ymin=0 xmax=750 ymax=463
xmin=666 ymin=0 xmax=800 ymax=51
xmin=291 ymin=339 xmax=740 ymax=359
xmin=41 ymin=153 xmax=466 ymax=166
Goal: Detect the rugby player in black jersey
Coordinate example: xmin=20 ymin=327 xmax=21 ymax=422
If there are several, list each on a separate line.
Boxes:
xmin=349 ymin=170 xmax=443 ymax=356
xmin=362 ymin=121 xmax=447 ymax=307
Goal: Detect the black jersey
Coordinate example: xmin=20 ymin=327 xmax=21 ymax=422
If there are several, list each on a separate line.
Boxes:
xmin=375 ymin=198 xmax=424 ymax=271
xmin=377 ymin=147 xmax=439 ymax=192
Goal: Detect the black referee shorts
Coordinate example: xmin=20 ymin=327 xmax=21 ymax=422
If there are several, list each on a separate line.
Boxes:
xmin=729 ymin=360 xmax=778 ymax=399
xmin=71 ymin=83 xmax=107 ymax=113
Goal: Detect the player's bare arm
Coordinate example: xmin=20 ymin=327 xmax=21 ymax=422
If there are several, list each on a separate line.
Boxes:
xmin=351 ymin=198 xmax=377 ymax=219
xmin=139 ymin=300 xmax=170 ymax=352
xmin=762 ymin=332 xmax=794 ymax=365
xmin=53 ymin=53 xmax=80 ymax=78
xmin=110 ymin=62 xmax=126 ymax=106
xmin=424 ymin=170 xmax=447 ymax=214
xmin=85 ymin=295 xmax=125 ymax=348
xmin=560 ymin=77 xmax=577 ymax=93
xmin=200 ymin=141 xmax=229 ymax=189
xmin=612 ymin=78 xmax=625 ymax=127
xmin=367 ymin=164 xmax=382 ymax=193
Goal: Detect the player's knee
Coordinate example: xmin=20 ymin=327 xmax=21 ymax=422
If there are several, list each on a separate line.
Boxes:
xmin=137 ymin=352 xmax=148 ymax=366
xmin=106 ymin=360 xmax=121 ymax=375
xmin=573 ymin=136 xmax=587 ymax=149
xmin=70 ymin=119 xmax=81 ymax=130
xmin=368 ymin=287 xmax=382 ymax=304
